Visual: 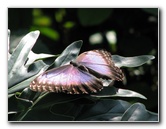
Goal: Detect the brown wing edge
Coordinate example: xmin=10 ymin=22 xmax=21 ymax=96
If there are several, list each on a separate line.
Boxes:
xmin=29 ymin=73 xmax=103 ymax=94
xmin=84 ymin=49 xmax=124 ymax=81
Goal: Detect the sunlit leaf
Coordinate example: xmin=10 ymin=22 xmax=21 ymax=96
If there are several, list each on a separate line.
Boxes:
xmin=8 ymin=31 xmax=40 ymax=87
xmin=63 ymin=21 xmax=75 ymax=29
xmin=91 ymin=87 xmax=147 ymax=99
xmin=31 ymin=26 xmax=60 ymax=41
xmin=33 ymin=16 xmax=52 ymax=26
xmin=8 ymin=29 xmax=11 ymax=59
xmin=8 ymin=60 xmax=49 ymax=94
xmin=53 ymin=40 xmax=83 ymax=67
xmin=112 ymin=55 xmax=155 ymax=68
xmin=55 ymin=9 xmax=66 ymax=23
xmin=26 ymin=51 xmax=57 ymax=66
xmin=8 ymin=31 xmax=50 ymax=94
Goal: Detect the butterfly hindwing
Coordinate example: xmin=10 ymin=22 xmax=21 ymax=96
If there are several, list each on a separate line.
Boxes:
xmin=76 ymin=50 xmax=124 ymax=81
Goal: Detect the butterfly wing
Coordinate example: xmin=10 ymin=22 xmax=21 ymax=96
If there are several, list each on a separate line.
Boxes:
xmin=76 ymin=50 xmax=124 ymax=81
xmin=30 ymin=64 xmax=103 ymax=94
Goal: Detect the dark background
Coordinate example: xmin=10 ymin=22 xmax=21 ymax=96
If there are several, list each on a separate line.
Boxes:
xmin=8 ymin=8 xmax=158 ymax=113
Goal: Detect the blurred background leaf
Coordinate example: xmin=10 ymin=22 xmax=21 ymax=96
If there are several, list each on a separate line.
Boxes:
xmin=77 ymin=8 xmax=113 ymax=26
xmin=141 ymin=8 xmax=158 ymax=16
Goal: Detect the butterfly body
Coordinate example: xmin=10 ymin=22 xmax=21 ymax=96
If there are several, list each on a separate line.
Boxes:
xmin=30 ymin=50 xmax=124 ymax=94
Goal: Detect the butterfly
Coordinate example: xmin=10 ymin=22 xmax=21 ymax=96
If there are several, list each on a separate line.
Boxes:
xmin=30 ymin=49 xmax=124 ymax=94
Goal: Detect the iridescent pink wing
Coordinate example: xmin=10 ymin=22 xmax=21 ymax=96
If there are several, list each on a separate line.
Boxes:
xmin=76 ymin=50 xmax=124 ymax=81
xmin=30 ymin=64 xmax=103 ymax=94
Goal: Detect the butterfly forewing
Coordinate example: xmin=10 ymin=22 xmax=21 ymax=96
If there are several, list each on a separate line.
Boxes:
xmin=76 ymin=50 xmax=124 ymax=81
xmin=30 ymin=64 xmax=103 ymax=94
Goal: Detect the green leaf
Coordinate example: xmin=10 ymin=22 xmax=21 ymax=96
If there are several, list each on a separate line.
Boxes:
xmin=26 ymin=51 xmax=57 ymax=66
xmin=31 ymin=26 xmax=60 ymax=41
xmin=8 ymin=29 xmax=11 ymax=59
xmin=31 ymin=93 xmax=86 ymax=110
xmin=91 ymin=87 xmax=147 ymax=99
xmin=53 ymin=40 xmax=83 ymax=67
xmin=50 ymin=102 xmax=83 ymax=120
xmin=77 ymin=8 xmax=112 ymax=26
xmin=10 ymin=94 xmax=86 ymax=121
xmin=112 ymin=55 xmax=155 ymax=68
xmin=8 ymin=31 xmax=39 ymax=73
xmin=8 ymin=93 xmax=33 ymax=114
xmin=19 ymin=88 xmax=41 ymax=102
xmin=141 ymin=8 xmax=158 ymax=16
xmin=8 ymin=31 xmax=50 ymax=93
xmin=121 ymin=103 xmax=158 ymax=121
xmin=76 ymin=100 xmax=158 ymax=121
xmin=8 ymin=31 xmax=39 ymax=87
xmin=76 ymin=99 xmax=131 ymax=121
xmin=20 ymin=108 xmax=74 ymax=121
xmin=33 ymin=15 xmax=52 ymax=26
xmin=8 ymin=60 xmax=49 ymax=94
xmin=63 ymin=21 xmax=75 ymax=29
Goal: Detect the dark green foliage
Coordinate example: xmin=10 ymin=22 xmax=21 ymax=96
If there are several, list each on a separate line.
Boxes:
xmin=8 ymin=31 xmax=157 ymax=121
xmin=77 ymin=8 xmax=113 ymax=26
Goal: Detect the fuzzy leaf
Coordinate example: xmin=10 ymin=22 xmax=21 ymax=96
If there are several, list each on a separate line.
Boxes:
xmin=8 ymin=31 xmax=39 ymax=87
xmin=121 ymin=103 xmax=158 ymax=121
xmin=112 ymin=55 xmax=155 ymax=68
xmin=8 ymin=31 xmax=50 ymax=93
xmin=91 ymin=87 xmax=147 ymax=99
xmin=53 ymin=40 xmax=83 ymax=67
xmin=26 ymin=51 xmax=57 ymax=66
xmin=76 ymin=99 xmax=131 ymax=121
xmin=8 ymin=29 xmax=11 ymax=59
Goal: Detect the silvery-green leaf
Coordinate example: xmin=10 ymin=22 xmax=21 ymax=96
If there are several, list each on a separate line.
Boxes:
xmin=112 ymin=55 xmax=155 ymax=68
xmin=91 ymin=87 xmax=147 ymax=100
xmin=121 ymin=103 xmax=158 ymax=121
xmin=26 ymin=51 xmax=57 ymax=66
